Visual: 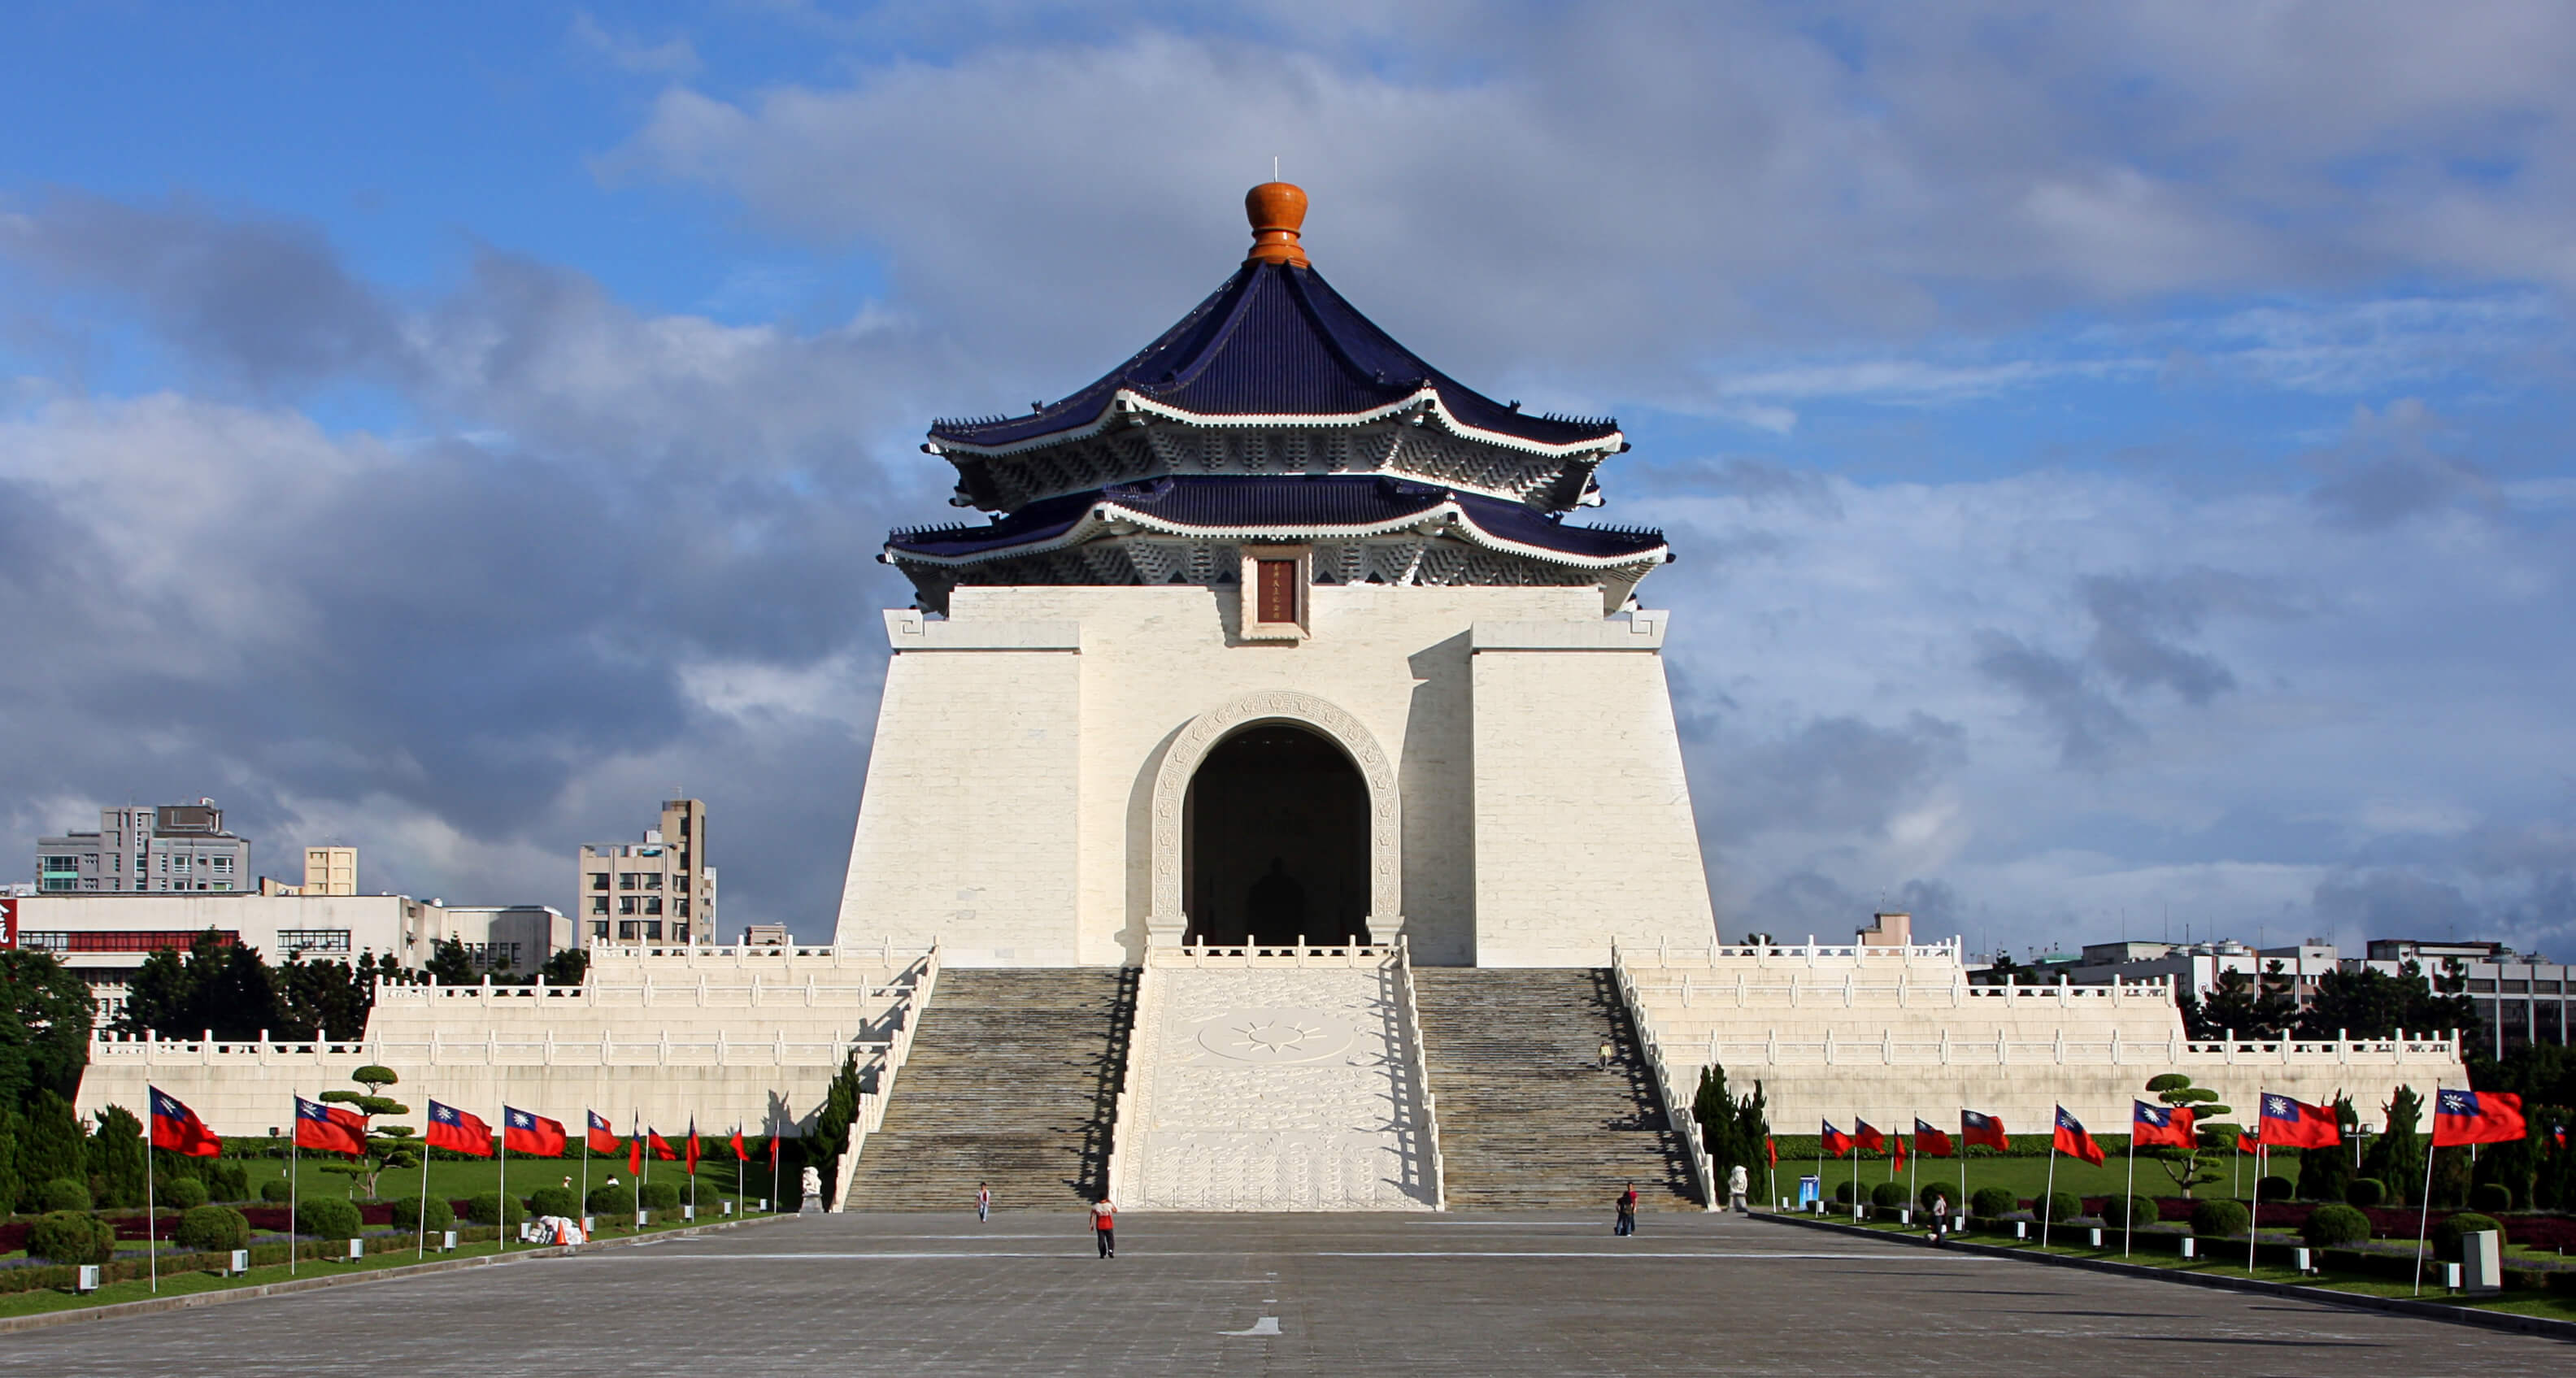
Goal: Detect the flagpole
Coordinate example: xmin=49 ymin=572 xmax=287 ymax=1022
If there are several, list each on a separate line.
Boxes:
xmin=2043 ymin=1117 xmax=2059 ymax=1250
xmin=580 ymin=1115 xmax=590 ymax=1232
xmin=498 ymin=1102 xmax=509 ymax=1257
xmin=2245 ymin=1100 xmax=2261 ymax=1276
xmin=2123 ymin=1119 xmax=2135 ymax=1258
xmin=416 ymin=1130 xmax=430 ymax=1259
xmin=1849 ymin=1114 xmax=1858 ymax=1216
xmin=2413 ymin=1085 xmax=2439 ymax=1296
xmin=1959 ymin=1113 xmax=1969 ymax=1231
xmin=144 ymin=1092 xmax=158 ymax=1294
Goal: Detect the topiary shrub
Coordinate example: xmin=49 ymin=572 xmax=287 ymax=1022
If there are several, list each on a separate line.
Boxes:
xmin=2468 ymin=1182 xmax=2512 ymax=1214
xmin=174 ymin=1204 xmax=251 ymax=1253
xmin=2300 ymin=1203 xmax=2370 ymax=1248
xmin=2099 ymin=1195 xmax=2160 ymax=1230
xmin=2190 ymin=1198 xmax=2250 ymax=1237
xmin=2256 ymin=1174 xmax=2294 ymax=1200
xmin=2432 ymin=1211 xmax=2502 ymax=1262
xmin=527 ymin=1186 xmax=582 ymax=1219
xmin=2345 ymin=1177 xmax=2385 ymax=1207
xmin=463 ymin=1192 xmax=524 ymax=1228
xmin=295 ymin=1197 xmax=363 ymax=1241
xmin=585 ymin=1184 xmax=637 ymax=1216
xmin=1969 ymin=1186 xmax=2017 ymax=1219
xmin=639 ymin=1180 xmax=681 ymax=1211
xmin=260 ymin=1178 xmax=294 ymax=1203
xmin=204 ymin=1160 xmax=250 ymax=1202
xmin=2037 ymin=1190 xmax=2082 ymax=1225
xmin=389 ymin=1195 xmax=454 ymax=1231
xmin=1870 ymin=1181 xmax=1909 ymax=1209
xmin=156 ymin=1175 xmax=210 ymax=1210
xmin=1916 ymin=1180 xmax=1960 ymax=1211
xmin=1832 ymin=1180 xmax=1860 ymax=1204
xmin=37 ymin=1177 xmax=92 ymax=1213
xmin=26 ymin=1211 xmax=115 ymax=1264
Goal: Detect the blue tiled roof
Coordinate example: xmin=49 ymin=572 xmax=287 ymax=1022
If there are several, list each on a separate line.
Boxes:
xmin=928 ymin=263 xmax=1619 ymax=452
xmin=886 ymin=475 xmax=1664 ymax=563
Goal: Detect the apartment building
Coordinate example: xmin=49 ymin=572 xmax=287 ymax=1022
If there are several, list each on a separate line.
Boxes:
xmin=577 ymin=798 xmax=716 ymax=946
xmin=36 ymin=800 xmax=250 ymax=894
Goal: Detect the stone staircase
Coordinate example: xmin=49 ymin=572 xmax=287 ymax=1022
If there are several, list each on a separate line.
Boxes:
xmin=1412 ymin=968 xmax=1699 ymax=1211
xmin=843 ymin=968 xmax=1136 ymax=1212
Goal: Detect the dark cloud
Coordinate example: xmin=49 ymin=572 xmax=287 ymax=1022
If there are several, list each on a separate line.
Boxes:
xmin=2305 ymin=398 xmax=2498 ymax=528
xmin=1713 ymin=712 xmax=1960 ymax=838
xmin=2312 ymin=870 xmax=2478 ymax=941
xmin=1973 ymin=629 xmax=2140 ymax=769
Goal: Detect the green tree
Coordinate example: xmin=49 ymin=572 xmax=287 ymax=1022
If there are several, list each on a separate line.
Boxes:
xmin=2142 ymin=1072 xmax=2235 ymax=1198
xmin=0 ymin=948 xmax=97 ymax=1111
xmin=315 ymin=1065 xmax=416 ymax=1199
xmin=2362 ymin=1085 xmax=2426 ymax=1206
xmin=2180 ymin=967 xmax=2295 ymax=1040
xmin=2293 ymin=963 xmax=2481 ymax=1041
xmin=2295 ymin=1093 xmax=2356 ymax=1201
xmin=275 ymin=954 xmax=386 ymax=1041
xmin=1692 ymin=1063 xmax=1743 ymax=1176
xmin=89 ymin=1104 xmax=147 ymax=1208
xmin=540 ymin=948 xmax=590 ymax=985
xmin=0 ymin=1106 xmax=20 ymax=1211
xmin=1734 ymin=1078 xmax=1771 ymax=1184
xmin=15 ymin=1089 xmax=86 ymax=1207
xmin=424 ymin=938 xmax=477 ymax=986
xmin=113 ymin=930 xmax=287 ymax=1041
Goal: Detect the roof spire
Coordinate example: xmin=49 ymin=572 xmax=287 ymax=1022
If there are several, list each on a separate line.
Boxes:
xmin=1244 ymin=180 xmax=1309 ymax=267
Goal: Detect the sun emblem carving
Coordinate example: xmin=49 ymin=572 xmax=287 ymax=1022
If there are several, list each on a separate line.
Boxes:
xmin=1194 ymin=1007 xmax=1356 ymax=1064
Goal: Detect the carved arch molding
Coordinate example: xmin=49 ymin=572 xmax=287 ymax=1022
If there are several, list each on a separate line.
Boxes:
xmin=1147 ymin=691 xmax=1403 ymax=945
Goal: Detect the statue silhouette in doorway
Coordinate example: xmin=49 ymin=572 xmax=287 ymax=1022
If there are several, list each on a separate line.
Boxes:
xmin=1246 ymin=856 xmax=1306 ymax=945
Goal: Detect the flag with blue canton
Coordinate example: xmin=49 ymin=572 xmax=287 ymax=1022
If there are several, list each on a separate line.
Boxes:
xmin=2258 ymin=1093 xmax=2339 ymax=1149
xmin=2433 ymin=1089 xmax=2525 ymax=1147
xmin=503 ymin=1106 xmax=567 ymax=1157
xmin=2052 ymin=1105 xmax=2104 ymax=1166
xmin=2131 ymin=1099 xmax=2195 ymax=1149
xmin=424 ymin=1099 xmax=494 ymax=1157
xmin=149 ymin=1086 xmax=221 ymax=1157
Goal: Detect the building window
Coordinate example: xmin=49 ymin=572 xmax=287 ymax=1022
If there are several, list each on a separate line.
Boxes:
xmin=211 ymin=856 xmax=232 ymax=872
xmin=618 ymin=920 xmax=640 ymax=940
xmin=590 ymin=897 xmax=608 ymax=915
xmin=619 ymin=872 xmax=637 ymax=890
xmin=643 ymin=873 xmax=662 ymax=890
xmin=675 ymin=898 xmax=690 ymax=917
xmin=276 ymin=928 xmax=352 ymax=953
xmin=644 ymin=897 xmax=663 ymax=915
xmin=619 ymin=896 xmax=637 ymax=915
xmin=590 ymin=872 xmax=610 ymax=891
xmin=590 ymin=920 xmax=609 ymax=939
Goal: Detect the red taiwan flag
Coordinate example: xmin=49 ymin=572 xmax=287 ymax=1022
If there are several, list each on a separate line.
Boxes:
xmin=424 ymin=1100 xmax=494 ymax=1158
xmin=649 ymin=1129 xmax=677 ymax=1162
xmin=2236 ymin=1129 xmax=2257 ymax=1154
xmin=2257 ymin=1093 xmax=2340 ymax=1150
xmin=1890 ymin=1131 xmax=1907 ymax=1172
xmin=1821 ymin=1120 xmax=1855 ymax=1158
xmin=503 ymin=1106 xmax=567 ymax=1157
xmin=1960 ymin=1110 xmax=2008 ymax=1152
xmin=730 ymin=1127 xmax=748 ymax=1162
xmin=148 ymin=1087 xmax=221 ymax=1157
xmin=1912 ymin=1119 xmax=1955 ymax=1158
xmin=768 ymin=1134 xmax=781 ymax=1170
xmin=586 ymin=1111 xmax=620 ymax=1155
xmin=1854 ymin=1119 xmax=1886 ymax=1154
xmin=2052 ymin=1106 xmax=2106 ymax=1167
xmin=294 ymin=1096 xmax=367 ymax=1155
xmin=2433 ymin=1089 xmax=2526 ymax=1148
xmin=1765 ymin=1136 xmax=1777 ymax=1167
xmin=629 ymin=1136 xmax=644 ymax=1177
xmin=2131 ymin=1100 xmax=2195 ymax=1150
xmin=685 ymin=1123 xmax=701 ymax=1176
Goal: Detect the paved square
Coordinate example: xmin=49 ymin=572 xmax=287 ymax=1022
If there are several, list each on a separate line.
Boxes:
xmin=5 ymin=1212 xmax=2565 ymax=1376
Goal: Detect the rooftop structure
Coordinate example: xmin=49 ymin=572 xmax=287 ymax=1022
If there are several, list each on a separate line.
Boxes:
xmin=578 ymin=798 xmax=716 ymax=947
xmin=37 ymin=799 xmax=250 ymax=894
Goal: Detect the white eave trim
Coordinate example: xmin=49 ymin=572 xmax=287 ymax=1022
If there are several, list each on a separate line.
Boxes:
xmin=928 ymin=386 xmax=1625 ymax=463
xmin=886 ymin=498 xmax=1667 ymax=572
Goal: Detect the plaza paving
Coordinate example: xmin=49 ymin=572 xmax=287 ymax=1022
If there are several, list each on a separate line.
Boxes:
xmin=4 ymin=1211 xmax=2567 ymax=1376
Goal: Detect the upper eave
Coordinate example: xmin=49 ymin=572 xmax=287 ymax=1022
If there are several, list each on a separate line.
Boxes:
xmin=929 ymin=385 xmax=1626 ymax=464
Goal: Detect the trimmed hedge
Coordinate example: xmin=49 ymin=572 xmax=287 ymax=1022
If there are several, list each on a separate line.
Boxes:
xmin=205 ymin=1160 xmax=251 ymax=1202
xmin=27 ymin=1211 xmax=116 ymax=1264
xmin=389 ymin=1195 xmax=455 ymax=1231
xmin=527 ymin=1186 xmax=583 ymax=1219
xmin=2468 ymin=1183 xmax=2511 ymax=1214
xmin=585 ymin=1184 xmax=637 ymax=1216
xmin=2300 ymin=1203 xmax=2370 ymax=1247
xmin=2432 ymin=1211 xmax=2501 ymax=1262
xmin=2256 ymin=1175 xmax=2293 ymax=1200
xmin=640 ymin=1180 xmax=681 ymax=1211
xmin=2189 ymin=1198 xmax=2249 ymax=1238
xmin=2344 ymin=1178 xmax=2386 ymax=1207
xmin=260 ymin=1178 xmax=294 ymax=1203
xmin=2099 ymin=1194 xmax=2159 ymax=1230
xmin=462 ymin=1193 xmax=525 ymax=1228
xmin=1968 ymin=1186 xmax=2017 ymax=1218
xmin=37 ymin=1177 xmax=92 ymax=1213
xmin=296 ymin=1197 xmax=364 ymax=1241
xmin=174 ymin=1204 xmax=251 ymax=1252
xmin=156 ymin=1176 xmax=210 ymax=1210
xmin=1916 ymin=1180 xmax=1960 ymax=1211
xmin=1870 ymin=1182 xmax=1909 ymax=1210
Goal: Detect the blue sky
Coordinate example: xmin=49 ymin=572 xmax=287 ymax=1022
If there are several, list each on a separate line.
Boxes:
xmin=3 ymin=2 xmax=2572 ymax=958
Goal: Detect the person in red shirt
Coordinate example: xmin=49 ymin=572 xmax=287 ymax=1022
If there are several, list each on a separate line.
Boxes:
xmin=1090 ymin=1198 xmax=1115 ymax=1258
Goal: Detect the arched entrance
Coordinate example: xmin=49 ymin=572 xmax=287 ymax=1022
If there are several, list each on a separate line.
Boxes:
xmin=1183 ymin=725 xmax=1370 ymax=947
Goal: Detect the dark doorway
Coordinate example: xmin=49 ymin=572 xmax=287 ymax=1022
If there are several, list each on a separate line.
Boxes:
xmin=1183 ymin=724 xmax=1370 ymax=947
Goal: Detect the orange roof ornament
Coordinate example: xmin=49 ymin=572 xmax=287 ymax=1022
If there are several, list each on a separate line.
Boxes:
xmin=1244 ymin=181 xmax=1309 ymax=267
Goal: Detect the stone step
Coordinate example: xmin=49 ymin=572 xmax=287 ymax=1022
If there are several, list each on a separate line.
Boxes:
xmin=1413 ymin=967 xmax=1701 ymax=1212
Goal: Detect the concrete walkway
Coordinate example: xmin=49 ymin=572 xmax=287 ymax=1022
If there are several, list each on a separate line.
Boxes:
xmin=4 ymin=1211 xmax=2565 ymax=1375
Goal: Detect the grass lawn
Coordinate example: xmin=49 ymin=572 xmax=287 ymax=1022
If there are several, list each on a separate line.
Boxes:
xmin=1760 ymin=1150 xmax=2265 ymax=1206
xmin=1812 ymin=1212 xmax=2576 ymax=1324
xmin=250 ymin=1151 xmax=783 ymax=1210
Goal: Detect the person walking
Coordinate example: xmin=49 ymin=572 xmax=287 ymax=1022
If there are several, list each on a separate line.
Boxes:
xmin=1614 ymin=1181 xmax=1638 ymax=1236
xmin=977 ymin=1182 xmax=991 ymax=1223
xmin=1598 ymin=1040 xmax=1616 ymax=1072
xmin=1727 ymin=1163 xmax=1750 ymax=1215
xmin=1927 ymin=1191 xmax=1950 ymax=1242
xmin=1090 ymin=1197 xmax=1116 ymax=1258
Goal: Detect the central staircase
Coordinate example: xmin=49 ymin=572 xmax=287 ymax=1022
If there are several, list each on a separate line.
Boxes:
xmin=843 ymin=968 xmax=1135 ymax=1212
xmin=1412 ymin=968 xmax=1698 ymax=1211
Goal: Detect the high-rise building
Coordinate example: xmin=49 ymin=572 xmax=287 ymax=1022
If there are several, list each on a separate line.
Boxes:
xmin=36 ymin=799 xmax=250 ymax=894
xmin=577 ymin=798 xmax=716 ymax=946
xmin=302 ymin=846 xmax=357 ymax=896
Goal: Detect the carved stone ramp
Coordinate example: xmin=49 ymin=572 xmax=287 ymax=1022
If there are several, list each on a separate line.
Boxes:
xmin=1115 ymin=951 xmax=1437 ymax=1211
xmin=842 ymin=968 xmax=1134 ymax=1212
xmin=1412 ymin=967 xmax=1696 ymax=1211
